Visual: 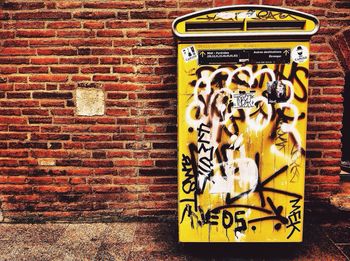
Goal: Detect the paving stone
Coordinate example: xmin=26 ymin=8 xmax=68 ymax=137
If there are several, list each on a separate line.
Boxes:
xmin=42 ymin=223 xmax=108 ymax=261
xmin=338 ymin=245 xmax=350 ymax=259
xmin=103 ymin=222 xmax=137 ymax=244
xmin=94 ymin=242 xmax=132 ymax=261
xmin=134 ymin=222 xmax=177 ymax=240
xmin=128 ymin=250 xmax=187 ymax=261
xmin=321 ymin=224 xmax=350 ymax=244
xmin=0 ymin=242 xmax=52 ymax=261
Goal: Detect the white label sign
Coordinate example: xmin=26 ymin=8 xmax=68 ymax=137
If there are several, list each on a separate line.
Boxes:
xmin=182 ymin=45 xmax=198 ymax=62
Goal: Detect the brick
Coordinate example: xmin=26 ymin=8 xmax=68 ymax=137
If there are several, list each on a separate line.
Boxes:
xmin=146 ymin=1 xmax=177 ymax=8
xmin=261 ymin=0 xmax=283 ymax=5
xmin=13 ymin=12 xmax=71 ymax=20
xmin=60 ymin=57 xmax=99 ymax=64
xmin=96 ymin=30 xmax=124 ymax=37
xmin=57 ymin=30 xmax=94 ymax=38
xmin=5 ymin=21 xmax=45 ymax=29
xmin=34 ymin=186 xmax=71 ymax=193
xmin=51 ymin=109 xmax=74 ymax=116
xmin=319 ymin=133 xmax=342 ymax=139
xmin=106 ymin=21 xmax=147 ymax=29
xmin=0 ymin=58 xmax=29 ymax=64
xmin=130 ymin=11 xmax=167 ymax=19
xmin=56 ymin=2 xmax=82 ymax=9
xmin=29 ymin=39 xmax=69 ymax=47
xmin=73 ymin=12 xmax=115 ymax=19
xmin=28 ymin=117 xmax=52 ymax=124
xmin=132 ymin=48 xmax=173 ymax=55
xmin=139 ymin=168 xmax=177 ymax=177
xmin=127 ymin=30 xmax=172 ymax=38
xmin=92 ymin=75 xmax=118 ymax=81
xmin=309 ymin=96 xmax=343 ymax=104
xmin=51 ymin=66 xmax=79 ymax=74
xmin=92 ymin=151 xmax=106 ymax=159
xmin=0 ymin=109 xmax=21 ymax=116
xmin=31 ymin=134 xmax=70 ymax=141
xmin=84 ymin=142 xmax=123 ymax=149
xmin=27 ymin=177 xmax=53 ymax=185
xmin=0 ymin=67 xmax=16 ymax=74
xmin=7 ymin=75 xmax=27 ymax=83
xmin=1 ymin=2 xmax=45 ymax=10
xmin=72 ymin=135 xmax=111 ymax=142
xmin=47 ymin=21 xmax=81 ymax=29
xmin=313 ymin=0 xmax=332 ymax=8
xmin=99 ymin=57 xmax=121 ymax=65
xmin=0 ymin=31 xmax=15 ymax=39
xmin=22 ymin=109 xmax=49 ymax=116
xmin=335 ymin=2 xmax=350 ymax=8
xmin=30 ymin=75 xmax=68 ymax=83
xmin=0 ymin=185 xmax=31 ymax=193
xmin=3 ymin=39 xmax=29 ymax=47
xmin=82 ymin=160 xmax=114 ymax=168
xmin=6 ymin=92 xmax=30 ymax=99
xmin=84 ymin=2 xmax=144 ymax=9
xmin=56 ymin=160 xmax=82 ymax=167
xmin=112 ymin=66 xmax=135 ymax=74
xmin=37 ymin=48 xmax=77 ymax=56
xmin=0 ymin=150 xmax=28 ymax=158
xmin=83 ymin=21 xmax=104 ymax=29
xmin=31 ymin=58 xmax=59 ymax=65
xmin=91 ymin=48 xmax=130 ymax=55
xmin=81 ymin=67 xmax=110 ymax=74
xmin=0 ymin=12 xmax=10 ymax=20
xmin=1 ymin=47 xmax=36 ymax=56
xmin=285 ymin=0 xmax=310 ymax=5
xmin=179 ymin=0 xmax=212 ymax=7
xmin=0 ymin=117 xmax=27 ymax=124
xmin=18 ymin=66 xmax=48 ymax=73
xmin=17 ymin=30 xmax=55 ymax=38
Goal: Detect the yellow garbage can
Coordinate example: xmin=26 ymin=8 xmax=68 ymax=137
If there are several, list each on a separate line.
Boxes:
xmin=172 ymin=5 xmax=319 ymax=242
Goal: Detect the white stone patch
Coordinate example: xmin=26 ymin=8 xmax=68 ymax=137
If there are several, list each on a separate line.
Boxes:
xmin=76 ymin=88 xmax=105 ymax=116
xmin=38 ymin=159 xmax=56 ymax=166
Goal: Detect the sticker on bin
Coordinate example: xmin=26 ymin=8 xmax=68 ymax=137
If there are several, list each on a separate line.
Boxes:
xmin=291 ymin=45 xmax=309 ymax=64
xmin=231 ymin=91 xmax=256 ymax=108
xmin=181 ymin=45 xmax=198 ymax=62
xmin=267 ymin=80 xmax=289 ymax=104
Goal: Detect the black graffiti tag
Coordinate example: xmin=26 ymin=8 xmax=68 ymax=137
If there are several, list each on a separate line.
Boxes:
xmin=287 ymin=198 xmax=302 ymax=239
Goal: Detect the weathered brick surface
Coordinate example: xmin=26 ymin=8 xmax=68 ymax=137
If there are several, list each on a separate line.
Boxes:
xmin=0 ymin=0 xmax=349 ymax=222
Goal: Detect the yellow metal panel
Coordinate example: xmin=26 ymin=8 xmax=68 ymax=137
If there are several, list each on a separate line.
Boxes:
xmin=178 ymin=41 xmax=310 ymax=242
xmin=172 ymin=6 xmax=319 ymax=40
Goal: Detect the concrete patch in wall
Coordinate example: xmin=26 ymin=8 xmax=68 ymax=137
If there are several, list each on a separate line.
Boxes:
xmin=76 ymin=87 xmax=105 ymax=116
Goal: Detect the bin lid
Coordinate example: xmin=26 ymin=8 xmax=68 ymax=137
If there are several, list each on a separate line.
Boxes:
xmin=172 ymin=5 xmax=319 ymax=40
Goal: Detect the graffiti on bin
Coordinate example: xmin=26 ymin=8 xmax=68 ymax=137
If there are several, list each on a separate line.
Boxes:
xmin=179 ymin=61 xmax=308 ymax=241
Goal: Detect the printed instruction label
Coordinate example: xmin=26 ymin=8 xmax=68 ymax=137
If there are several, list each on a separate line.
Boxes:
xmin=198 ymin=49 xmax=290 ymax=65
xmin=182 ymin=45 xmax=198 ymax=62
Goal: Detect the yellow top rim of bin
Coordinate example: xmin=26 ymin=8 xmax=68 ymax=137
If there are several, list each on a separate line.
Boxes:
xmin=172 ymin=5 xmax=320 ymax=40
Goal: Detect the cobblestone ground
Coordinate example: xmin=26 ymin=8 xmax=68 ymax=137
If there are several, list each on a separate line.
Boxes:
xmin=0 ymin=217 xmax=349 ymax=260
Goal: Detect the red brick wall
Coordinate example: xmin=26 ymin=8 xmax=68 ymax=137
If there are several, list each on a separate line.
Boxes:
xmin=0 ymin=0 xmax=348 ymax=222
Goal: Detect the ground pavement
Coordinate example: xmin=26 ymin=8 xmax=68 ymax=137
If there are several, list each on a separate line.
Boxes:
xmin=0 ymin=214 xmax=349 ymax=260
